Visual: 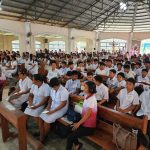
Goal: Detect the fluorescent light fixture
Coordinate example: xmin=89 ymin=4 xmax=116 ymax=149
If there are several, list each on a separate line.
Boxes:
xmin=120 ymin=2 xmax=127 ymax=10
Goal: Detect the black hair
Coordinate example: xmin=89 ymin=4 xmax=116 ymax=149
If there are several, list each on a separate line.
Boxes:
xmin=107 ymin=59 xmax=112 ymax=63
xmin=124 ymin=64 xmax=130 ymax=69
xmin=49 ymin=77 xmax=60 ymax=87
xmin=66 ymin=71 xmax=72 ymax=76
xmin=68 ymin=61 xmax=73 ymax=66
xmin=19 ymin=68 xmax=27 ymax=75
xmin=109 ymin=69 xmax=116 ymax=74
xmin=87 ymin=71 xmax=93 ymax=76
xmin=85 ymin=81 xmax=96 ymax=94
xmin=94 ymin=75 xmax=103 ymax=83
xmin=117 ymin=63 xmax=122 ymax=66
xmin=117 ymin=72 xmax=125 ymax=78
xmin=134 ymin=86 xmax=144 ymax=96
xmin=142 ymin=69 xmax=148 ymax=73
xmin=51 ymin=60 xmax=56 ymax=65
xmin=99 ymin=62 xmax=105 ymax=66
xmin=33 ymin=74 xmax=43 ymax=82
xmin=126 ymin=78 xmax=136 ymax=85
xmin=72 ymin=70 xmax=79 ymax=76
xmin=62 ymin=61 xmax=67 ymax=65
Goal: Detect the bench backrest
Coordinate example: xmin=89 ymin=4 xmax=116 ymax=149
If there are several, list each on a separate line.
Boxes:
xmin=0 ymin=101 xmax=26 ymax=128
xmin=97 ymin=105 xmax=148 ymax=134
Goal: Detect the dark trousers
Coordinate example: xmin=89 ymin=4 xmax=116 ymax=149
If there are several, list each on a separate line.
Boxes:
xmin=66 ymin=126 xmax=95 ymax=150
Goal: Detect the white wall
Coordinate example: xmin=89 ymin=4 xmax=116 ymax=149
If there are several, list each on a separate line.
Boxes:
xmin=0 ymin=19 xmax=150 ymax=53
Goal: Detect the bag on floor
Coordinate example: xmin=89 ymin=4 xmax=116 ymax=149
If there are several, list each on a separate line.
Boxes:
xmin=112 ymin=123 xmax=137 ymax=150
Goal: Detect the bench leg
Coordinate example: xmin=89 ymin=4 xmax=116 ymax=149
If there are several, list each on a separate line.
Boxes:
xmin=18 ymin=118 xmax=27 ymax=150
xmin=0 ymin=115 xmax=10 ymax=142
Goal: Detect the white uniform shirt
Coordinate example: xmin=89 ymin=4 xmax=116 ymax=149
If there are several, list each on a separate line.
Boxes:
xmin=117 ymin=80 xmax=126 ymax=88
xmin=117 ymin=88 xmax=139 ymax=110
xmin=95 ymin=68 xmax=109 ymax=76
xmin=125 ymin=71 xmax=135 ymax=79
xmin=47 ymin=68 xmax=60 ymax=81
xmin=50 ymin=85 xmax=69 ymax=109
xmin=95 ymin=83 xmax=109 ymax=101
xmin=107 ymin=77 xmax=118 ymax=88
xmin=30 ymin=83 xmax=50 ymax=105
xmin=11 ymin=61 xmax=17 ymax=71
xmin=65 ymin=79 xmax=80 ymax=94
xmin=137 ymin=89 xmax=150 ymax=120
xmin=18 ymin=76 xmax=32 ymax=93
xmin=137 ymin=76 xmax=150 ymax=83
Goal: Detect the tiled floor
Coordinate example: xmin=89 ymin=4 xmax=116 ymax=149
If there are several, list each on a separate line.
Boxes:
xmin=0 ymin=88 xmax=101 ymax=150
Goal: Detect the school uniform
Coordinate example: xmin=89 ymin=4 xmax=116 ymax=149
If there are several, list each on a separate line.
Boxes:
xmin=9 ymin=77 xmax=32 ymax=108
xmin=65 ymin=79 xmax=80 ymax=94
xmin=4 ymin=60 xmax=18 ymax=78
xmin=24 ymin=83 xmax=50 ymax=117
xmin=40 ymin=85 xmax=69 ymax=123
xmin=106 ymin=77 xmax=118 ymax=88
xmin=95 ymin=68 xmax=109 ymax=76
xmin=117 ymin=80 xmax=126 ymax=88
xmin=47 ymin=68 xmax=60 ymax=81
xmin=137 ymin=76 xmax=150 ymax=83
xmin=117 ymin=88 xmax=139 ymax=112
xmin=59 ymin=67 xmax=68 ymax=76
xmin=95 ymin=83 xmax=109 ymax=101
xmin=28 ymin=61 xmax=39 ymax=75
xmin=124 ymin=71 xmax=135 ymax=79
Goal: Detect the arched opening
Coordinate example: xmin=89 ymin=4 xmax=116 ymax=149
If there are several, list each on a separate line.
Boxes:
xmin=140 ymin=39 xmax=150 ymax=55
xmin=49 ymin=41 xmax=65 ymax=52
xmin=100 ymin=38 xmax=127 ymax=52
xmin=76 ymin=41 xmax=86 ymax=53
xmin=12 ymin=40 xmax=19 ymax=52
xmin=35 ymin=41 xmax=41 ymax=51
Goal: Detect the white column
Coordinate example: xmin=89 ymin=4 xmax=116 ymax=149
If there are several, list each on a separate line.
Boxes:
xmin=19 ymin=34 xmax=27 ymax=55
xmin=95 ymin=31 xmax=101 ymax=51
xmin=67 ymin=28 xmax=75 ymax=53
xmin=127 ymin=32 xmax=133 ymax=52
xmin=25 ymin=22 xmax=35 ymax=54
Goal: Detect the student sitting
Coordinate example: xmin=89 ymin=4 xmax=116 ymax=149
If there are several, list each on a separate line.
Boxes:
xmin=24 ymin=74 xmax=50 ymax=128
xmin=95 ymin=62 xmax=108 ymax=76
xmin=136 ymin=88 xmax=150 ymax=138
xmin=94 ymin=75 xmax=109 ymax=105
xmin=116 ymin=72 xmax=126 ymax=91
xmin=106 ymin=69 xmax=118 ymax=93
xmin=137 ymin=69 xmax=149 ymax=83
xmin=86 ymin=71 xmax=94 ymax=82
xmin=8 ymin=68 xmax=32 ymax=109
xmin=116 ymin=78 xmax=139 ymax=114
xmin=66 ymin=81 xmax=97 ymax=150
xmin=39 ymin=77 xmax=69 ymax=142
xmin=65 ymin=70 xmax=80 ymax=94
xmin=123 ymin=64 xmax=135 ymax=79
xmin=47 ymin=60 xmax=60 ymax=82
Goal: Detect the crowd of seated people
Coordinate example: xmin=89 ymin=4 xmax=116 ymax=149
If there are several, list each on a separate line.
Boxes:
xmin=0 ymin=49 xmax=150 ymax=149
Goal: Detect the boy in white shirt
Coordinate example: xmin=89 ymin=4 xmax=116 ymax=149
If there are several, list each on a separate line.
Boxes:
xmin=65 ymin=70 xmax=80 ymax=94
xmin=116 ymin=78 xmax=139 ymax=114
xmin=95 ymin=62 xmax=108 ymax=76
xmin=124 ymin=64 xmax=135 ymax=79
xmin=94 ymin=75 xmax=109 ymax=105
xmin=47 ymin=60 xmax=60 ymax=82
xmin=137 ymin=69 xmax=149 ymax=83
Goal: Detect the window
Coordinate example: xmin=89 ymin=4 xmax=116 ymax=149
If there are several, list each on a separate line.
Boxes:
xmin=140 ymin=39 xmax=150 ymax=55
xmin=76 ymin=41 xmax=86 ymax=53
xmin=49 ymin=41 xmax=65 ymax=51
xmin=35 ymin=41 xmax=41 ymax=51
xmin=100 ymin=39 xmax=127 ymax=52
xmin=12 ymin=40 xmax=19 ymax=52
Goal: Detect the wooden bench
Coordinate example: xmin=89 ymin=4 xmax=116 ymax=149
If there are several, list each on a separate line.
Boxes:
xmin=0 ymin=101 xmax=43 ymax=150
xmin=57 ymin=104 xmax=148 ymax=150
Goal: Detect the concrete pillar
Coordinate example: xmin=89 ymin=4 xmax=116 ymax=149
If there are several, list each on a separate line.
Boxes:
xmin=19 ymin=34 xmax=27 ymax=55
xmin=67 ymin=28 xmax=75 ymax=53
xmin=95 ymin=31 xmax=101 ymax=51
xmin=127 ymin=32 xmax=133 ymax=52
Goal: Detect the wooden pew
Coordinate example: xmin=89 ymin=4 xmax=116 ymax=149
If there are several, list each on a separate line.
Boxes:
xmin=0 ymin=101 xmax=27 ymax=150
xmin=0 ymin=101 xmax=43 ymax=150
xmin=57 ymin=104 xmax=148 ymax=150
xmin=87 ymin=105 xmax=148 ymax=150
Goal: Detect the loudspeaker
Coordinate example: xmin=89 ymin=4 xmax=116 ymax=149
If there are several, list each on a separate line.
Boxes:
xmin=44 ymin=39 xmax=48 ymax=43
